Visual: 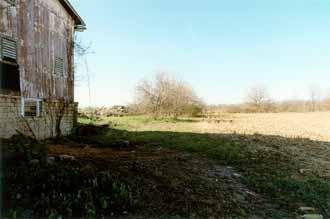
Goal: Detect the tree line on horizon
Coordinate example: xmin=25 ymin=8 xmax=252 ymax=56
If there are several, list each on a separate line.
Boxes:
xmin=128 ymin=72 xmax=330 ymax=117
xmin=80 ymin=72 xmax=330 ymax=118
xmin=212 ymin=85 xmax=330 ymax=114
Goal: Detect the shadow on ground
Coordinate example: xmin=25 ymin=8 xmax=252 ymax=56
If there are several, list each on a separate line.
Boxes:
xmin=1 ymin=124 xmax=330 ymax=218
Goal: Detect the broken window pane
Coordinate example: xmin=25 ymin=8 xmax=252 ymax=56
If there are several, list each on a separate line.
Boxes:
xmin=0 ymin=61 xmax=20 ymax=93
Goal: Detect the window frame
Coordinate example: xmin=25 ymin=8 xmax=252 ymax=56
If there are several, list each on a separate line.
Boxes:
xmin=21 ymin=98 xmax=42 ymax=118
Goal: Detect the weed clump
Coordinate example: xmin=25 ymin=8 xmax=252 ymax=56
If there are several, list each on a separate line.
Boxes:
xmin=2 ymin=135 xmax=132 ymax=219
xmin=4 ymin=160 xmax=132 ymax=218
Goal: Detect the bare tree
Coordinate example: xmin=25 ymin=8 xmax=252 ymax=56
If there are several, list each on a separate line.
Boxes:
xmin=309 ymin=85 xmax=321 ymax=112
xmin=245 ymin=85 xmax=273 ymax=112
xmin=134 ymin=72 xmax=203 ymax=118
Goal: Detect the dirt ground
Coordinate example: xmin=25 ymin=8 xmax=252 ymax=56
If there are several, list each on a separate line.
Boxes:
xmin=4 ymin=113 xmax=330 ymax=218
xmin=48 ymin=143 xmax=276 ymax=218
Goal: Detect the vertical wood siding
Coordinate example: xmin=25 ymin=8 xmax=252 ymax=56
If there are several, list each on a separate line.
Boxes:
xmin=0 ymin=0 xmax=75 ymax=101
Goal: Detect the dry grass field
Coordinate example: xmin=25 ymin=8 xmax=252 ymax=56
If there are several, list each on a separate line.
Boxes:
xmin=199 ymin=112 xmax=330 ymax=178
xmin=200 ymin=112 xmax=330 ymax=142
xmin=104 ymin=112 xmax=330 ymax=142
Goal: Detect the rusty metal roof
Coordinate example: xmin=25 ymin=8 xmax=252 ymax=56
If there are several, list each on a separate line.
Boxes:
xmin=58 ymin=0 xmax=86 ymax=30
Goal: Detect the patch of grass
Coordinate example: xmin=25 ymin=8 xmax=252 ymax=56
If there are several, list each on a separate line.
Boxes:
xmin=97 ymin=130 xmax=245 ymax=164
xmin=243 ymin=174 xmax=330 ymax=217
xmin=78 ymin=117 xmax=94 ymax=125
xmin=274 ymin=177 xmax=330 ymax=215
xmin=77 ymin=118 xmax=247 ymax=164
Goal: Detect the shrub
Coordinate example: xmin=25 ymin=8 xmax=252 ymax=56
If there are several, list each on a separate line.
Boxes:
xmin=134 ymin=72 xmax=203 ymax=118
xmin=182 ymin=104 xmax=204 ymax=117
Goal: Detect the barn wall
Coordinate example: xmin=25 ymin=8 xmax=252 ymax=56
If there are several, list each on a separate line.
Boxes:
xmin=0 ymin=95 xmax=77 ymax=139
xmin=0 ymin=0 xmax=75 ymax=100
xmin=0 ymin=0 xmax=79 ymax=139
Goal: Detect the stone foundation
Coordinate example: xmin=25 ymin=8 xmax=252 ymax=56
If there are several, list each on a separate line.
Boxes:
xmin=0 ymin=95 xmax=77 ymax=139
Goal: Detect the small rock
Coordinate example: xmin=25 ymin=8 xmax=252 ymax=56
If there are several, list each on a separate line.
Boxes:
xmin=123 ymin=211 xmax=128 ymax=215
xmin=29 ymin=159 xmax=39 ymax=165
xmin=248 ymin=216 xmax=264 ymax=219
xmin=16 ymin=193 xmax=22 ymax=200
xmin=301 ymin=214 xmax=323 ymax=219
xmin=233 ymin=173 xmax=242 ymax=178
xmin=47 ymin=156 xmax=56 ymax=165
xmin=59 ymin=155 xmax=75 ymax=161
xmin=122 ymin=140 xmax=130 ymax=147
xmin=300 ymin=169 xmax=312 ymax=174
xmin=245 ymin=190 xmax=258 ymax=197
xmin=299 ymin=207 xmax=316 ymax=212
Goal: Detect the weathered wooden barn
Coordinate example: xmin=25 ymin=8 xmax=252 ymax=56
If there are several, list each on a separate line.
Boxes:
xmin=0 ymin=0 xmax=85 ymax=139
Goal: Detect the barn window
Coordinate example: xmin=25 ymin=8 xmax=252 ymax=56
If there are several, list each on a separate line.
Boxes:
xmin=0 ymin=37 xmax=20 ymax=95
xmin=1 ymin=38 xmax=17 ymax=63
xmin=55 ymin=57 xmax=64 ymax=76
xmin=21 ymin=98 xmax=42 ymax=117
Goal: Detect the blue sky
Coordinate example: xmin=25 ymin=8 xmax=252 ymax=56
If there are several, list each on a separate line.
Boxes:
xmin=71 ymin=0 xmax=330 ymax=107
